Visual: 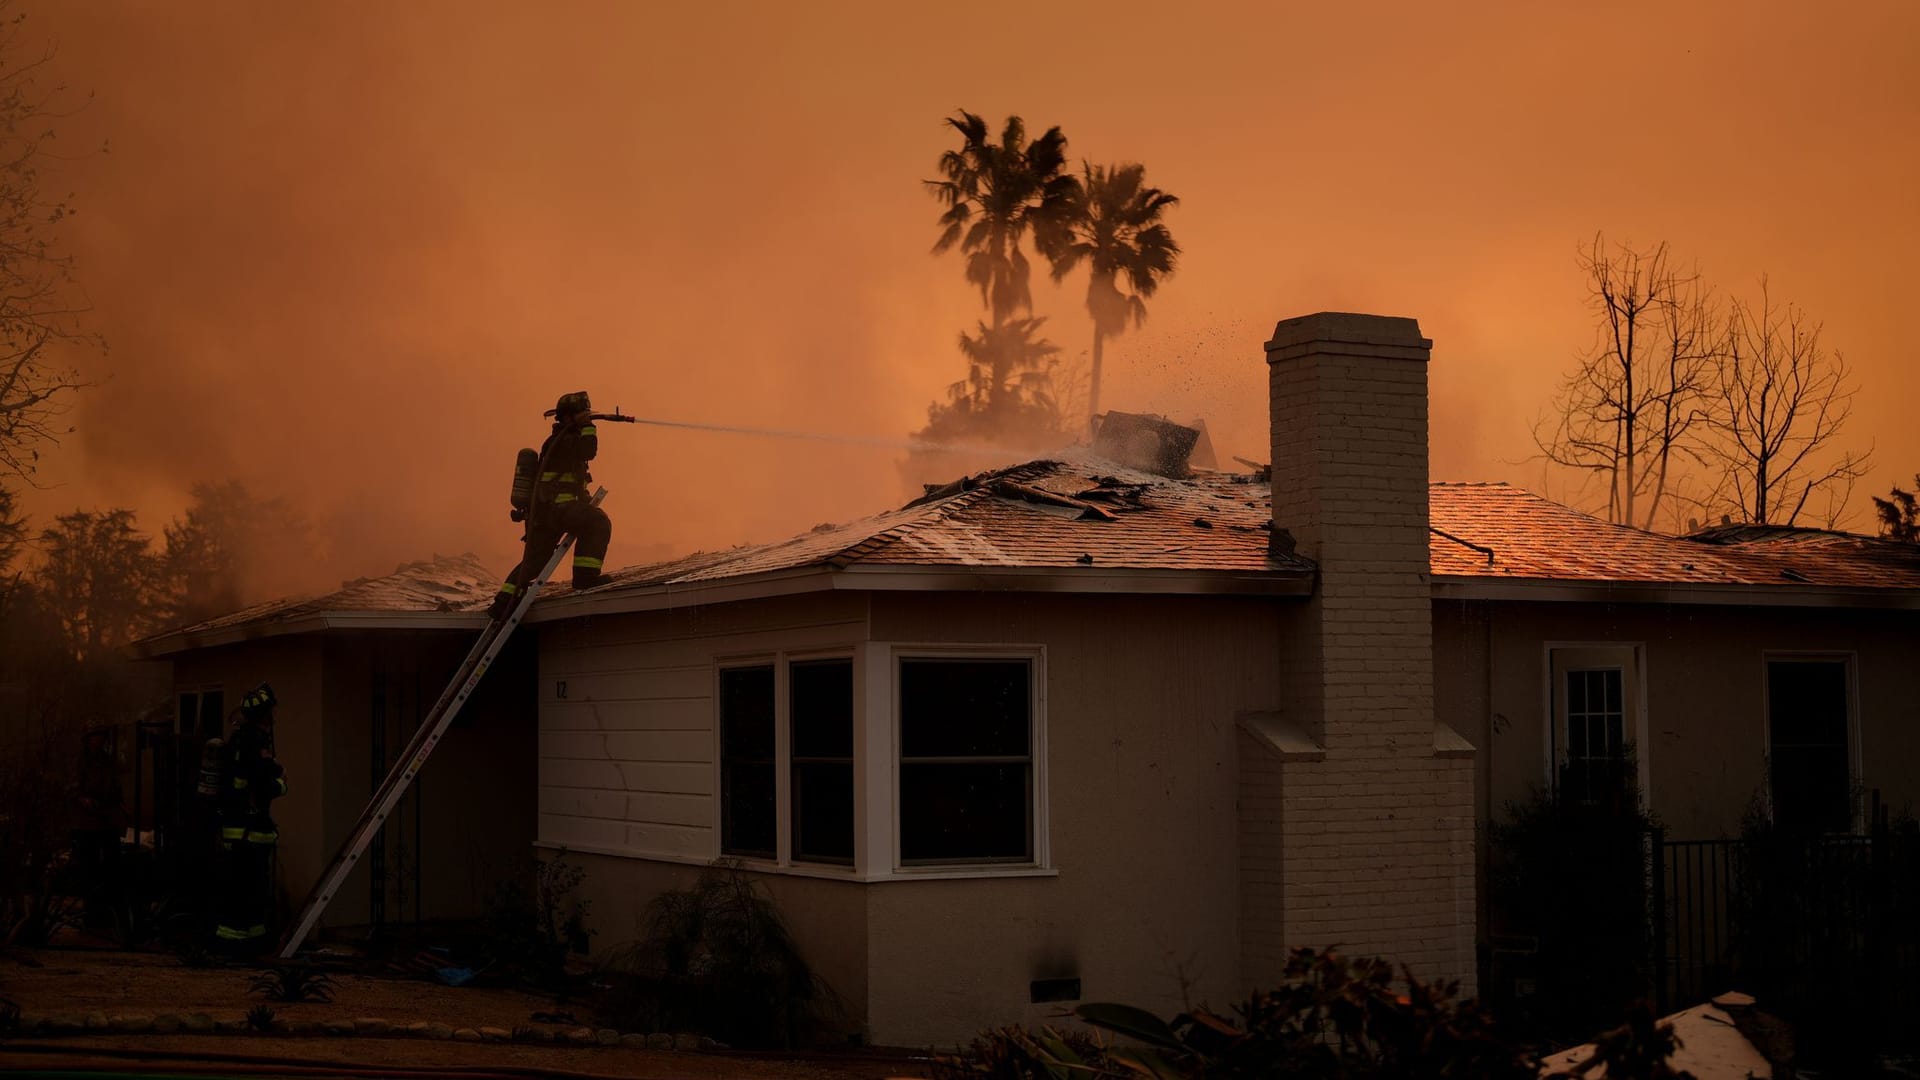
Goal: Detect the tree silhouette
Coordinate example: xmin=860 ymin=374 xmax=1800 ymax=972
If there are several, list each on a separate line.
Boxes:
xmin=1045 ymin=163 xmax=1180 ymax=432
xmin=1534 ymin=236 xmax=1720 ymax=532
xmin=1707 ymin=280 xmax=1869 ymax=526
xmin=35 ymin=509 xmax=161 ymax=661
xmin=0 ymin=4 xmax=104 ymax=482
xmin=1873 ymin=475 xmax=1918 ymax=542
xmin=918 ymin=317 xmax=1064 ymax=448
xmin=925 ymin=111 xmax=1074 ymax=331
xmin=161 ymin=480 xmax=315 ymax=624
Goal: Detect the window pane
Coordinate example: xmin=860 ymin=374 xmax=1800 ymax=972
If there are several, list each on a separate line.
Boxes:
xmin=791 ymin=659 xmax=853 ymax=864
xmin=1767 ymin=660 xmax=1850 ymax=832
xmin=1567 ymin=671 xmax=1588 ymax=714
xmin=900 ymin=763 xmax=1031 ymax=863
xmin=900 ymin=659 xmax=1030 ymax=758
xmin=1772 ymin=745 xmax=1851 ymax=834
xmin=719 ymin=666 xmax=775 ymax=760
xmin=198 ymin=690 xmax=225 ymax=738
xmin=791 ymin=659 xmax=853 ymax=759
xmin=722 ymin=763 xmax=776 ymax=858
xmin=177 ymin=693 xmax=199 ymax=737
xmin=719 ymin=665 xmax=775 ymax=857
xmin=1767 ymin=661 xmax=1848 ymax=747
xmin=793 ymin=762 xmax=854 ymax=863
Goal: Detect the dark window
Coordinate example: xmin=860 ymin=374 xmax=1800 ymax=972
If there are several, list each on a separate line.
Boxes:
xmin=1561 ymin=668 xmax=1629 ymax=804
xmin=176 ymin=692 xmax=199 ymax=737
xmin=197 ymin=690 xmax=225 ymax=738
xmin=1768 ymin=659 xmax=1852 ymax=833
xmin=899 ymin=658 xmax=1034 ymax=864
xmin=790 ymin=659 xmax=854 ymax=864
xmin=719 ymin=665 xmax=776 ymax=858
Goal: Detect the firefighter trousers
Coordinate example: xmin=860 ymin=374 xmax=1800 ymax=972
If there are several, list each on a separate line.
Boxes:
xmin=495 ymin=501 xmax=612 ymax=610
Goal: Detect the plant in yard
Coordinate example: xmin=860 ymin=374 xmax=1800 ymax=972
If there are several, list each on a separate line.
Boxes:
xmin=247 ymin=964 xmax=336 ymax=1004
xmin=596 ymin=860 xmax=827 ymax=1049
xmin=245 ymin=1004 xmax=275 ymax=1032
xmin=928 ymin=1025 xmax=1108 ymax=1080
xmin=1487 ymin=752 xmax=1659 ymax=1042
xmin=481 ymin=852 xmax=593 ymax=992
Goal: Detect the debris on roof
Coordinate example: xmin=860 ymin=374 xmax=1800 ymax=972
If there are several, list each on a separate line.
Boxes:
xmin=151 ymin=552 xmax=499 ymax=640
xmin=1091 ymin=411 xmax=1204 ymax=478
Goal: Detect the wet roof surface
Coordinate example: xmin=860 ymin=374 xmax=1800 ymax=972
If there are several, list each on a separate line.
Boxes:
xmin=144 ymin=466 xmax=1920 ymax=646
xmin=1429 ymin=482 xmax=1920 ymax=588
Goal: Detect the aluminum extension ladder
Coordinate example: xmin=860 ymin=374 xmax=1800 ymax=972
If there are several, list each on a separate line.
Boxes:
xmin=276 ymin=488 xmax=607 ymax=958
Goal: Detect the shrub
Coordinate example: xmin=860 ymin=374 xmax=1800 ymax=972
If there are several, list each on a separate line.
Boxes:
xmin=934 ymin=948 xmax=1692 ymax=1079
xmin=245 ymin=1004 xmax=275 ymax=1032
xmin=481 ymin=852 xmax=592 ymax=992
xmin=1487 ymin=757 xmax=1658 ymax=1041
xmin=596 ymin=861 xmax=827 ymax=1049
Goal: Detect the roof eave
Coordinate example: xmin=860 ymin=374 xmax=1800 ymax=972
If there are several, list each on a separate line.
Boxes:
xmin=527 ymin=562 xmax=1313 ymax=622
xmin=128 ymin=610 xmax=491 ymax=660
xmin=1433 ymin=574 xmax=1920 ymax=610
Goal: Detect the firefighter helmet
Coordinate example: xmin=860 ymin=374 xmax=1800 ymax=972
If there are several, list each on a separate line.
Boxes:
xmin=240 ymin=682 xmax=277 ymax=718
xmin=549 ymin=391 xmax=591 ymax=420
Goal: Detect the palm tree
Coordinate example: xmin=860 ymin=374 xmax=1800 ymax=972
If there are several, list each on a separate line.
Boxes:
xmin=1046 ymin=162 xmax=1180 ymax=431
xmin=925 ymin=112 xmax=1075 ymax=331
xmin=919 ymin=317 xmax=1064 ymax=447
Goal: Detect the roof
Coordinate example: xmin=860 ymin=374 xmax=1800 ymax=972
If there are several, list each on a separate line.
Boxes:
xmin=1429 ymin=482 xmax=1920 ymax=594
xmin=525 ymin=457 xmax=1314 ymax=620
xmin=137 ymin=467 xmax=1920 ymax=657
xmin=131 ymin=553 xmax=496 ymax=659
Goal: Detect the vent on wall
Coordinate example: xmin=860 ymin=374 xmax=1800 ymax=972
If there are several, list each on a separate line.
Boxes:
xmin=1029 ymin=977 xmax=1082 ymax=1004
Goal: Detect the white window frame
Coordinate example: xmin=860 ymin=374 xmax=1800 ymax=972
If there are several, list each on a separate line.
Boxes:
xmin=1759 ymin=651 xmax=1862 ymax=833
xmin=889 ymin=644 xmax=1050 ymax=876
xmin=1541 ymin=642 xmax=1650 ymax=807
xmin=711 ymin=647 xmax=861 ymax=876
xmin=703 ymin=642 xmax=1055 ymax=883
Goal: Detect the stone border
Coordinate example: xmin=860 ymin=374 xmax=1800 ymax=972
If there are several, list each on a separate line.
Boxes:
xmin=7 ymin=1012 xmax=723 ymax=1051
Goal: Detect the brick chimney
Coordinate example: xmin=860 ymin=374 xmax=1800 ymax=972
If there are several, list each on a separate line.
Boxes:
xmin=1238 ymin=313 xmax=1476 ymax=992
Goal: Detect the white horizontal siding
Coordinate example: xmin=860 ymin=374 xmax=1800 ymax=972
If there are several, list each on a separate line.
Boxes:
xmin=539 ymin=729 xmax=711 ymax=763
xmin=536 ymin=595 xmax=866 ymax=862
xmin=540 ymin=814 xmax=713 ymax=858
xmin=543 ymin=698 xmax=708 ymax=731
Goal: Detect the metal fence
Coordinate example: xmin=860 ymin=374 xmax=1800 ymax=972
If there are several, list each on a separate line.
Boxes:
xmin=1650 ymin=794 xmax=1919 ymax=1027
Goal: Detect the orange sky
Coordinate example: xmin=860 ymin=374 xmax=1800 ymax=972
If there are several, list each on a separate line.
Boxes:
xmin=18 ymin=0 xmax=1920 ymax=595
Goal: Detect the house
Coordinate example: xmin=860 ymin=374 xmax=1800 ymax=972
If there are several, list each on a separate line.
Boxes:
xmin=131 ymin=311 xmax=1920 ymax=1048
xmin=129 ymin=554 xmax=538 ymax=929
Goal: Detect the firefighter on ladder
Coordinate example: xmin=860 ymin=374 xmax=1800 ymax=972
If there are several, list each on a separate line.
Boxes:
xmin=488 ymin=390 xmax=614 ymax=619
xmin=215 ymin=683 xmax=287 ymax=953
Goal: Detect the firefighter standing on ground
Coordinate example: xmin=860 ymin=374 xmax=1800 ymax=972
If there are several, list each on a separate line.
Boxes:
xmin=215 ymin=684 xmax=287 ymax=952
xmin=489 ymin=390 xmax=614 ymax=618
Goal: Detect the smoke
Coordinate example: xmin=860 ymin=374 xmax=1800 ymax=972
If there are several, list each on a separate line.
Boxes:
xmin=11 ymin=0 xmax=1916 ymax=603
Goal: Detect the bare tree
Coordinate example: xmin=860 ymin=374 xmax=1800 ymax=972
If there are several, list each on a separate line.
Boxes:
xmin=0 ymin=4 xmax=102 ymax=482
xmin=1705 ymin=280 xmax=1870 ymax=527
xmin=1535 ymin=236 xmax=1721 ymax=531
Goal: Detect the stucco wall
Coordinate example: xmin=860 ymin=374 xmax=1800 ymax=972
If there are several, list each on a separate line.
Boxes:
xmin=862 ymin=591 xmax=1281 ymax=1045
xmin=166 ymin=628 xmax=536 ymax=934
xmin=1433 ymin=599 xmax=1920 ymax=840
xmin=319 ymin=631 xmax=538 ymax=927
xmin=551 ymin=850 xmax=870 ymax=1041
xmin=536 ymin=589 xmax=1285 ymax=1047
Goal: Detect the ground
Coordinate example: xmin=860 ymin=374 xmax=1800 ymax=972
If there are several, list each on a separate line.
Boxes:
xmin=0 ymin=947 xmax=919 ymax=1078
